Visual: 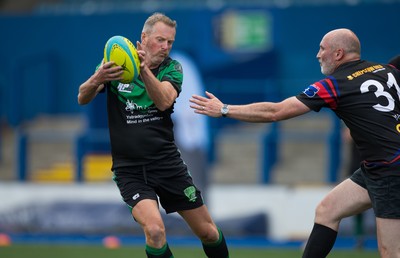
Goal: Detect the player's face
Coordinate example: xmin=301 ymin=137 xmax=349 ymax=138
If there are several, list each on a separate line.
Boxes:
xmin=316 ymin=37 xmax=336 ymax=75
xmin=142 ymin=22 xmax=175 ymax=69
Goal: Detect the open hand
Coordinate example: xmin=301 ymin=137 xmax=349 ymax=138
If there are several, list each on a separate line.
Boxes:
xmin=190 ymin=91 xmax=224 ymax=118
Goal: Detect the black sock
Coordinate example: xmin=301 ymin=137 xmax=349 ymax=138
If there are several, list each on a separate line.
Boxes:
xmin=145 ymin=243 xmax=174 ymax=258
xmin=302 ymin=223 xmax=338 ymax=258
xmin=202 ymin=228 xmax=229 ymax=258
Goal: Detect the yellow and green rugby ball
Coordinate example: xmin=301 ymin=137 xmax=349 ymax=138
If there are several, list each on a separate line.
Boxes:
xmin=104 ymin=35 xmax=140 ymax=83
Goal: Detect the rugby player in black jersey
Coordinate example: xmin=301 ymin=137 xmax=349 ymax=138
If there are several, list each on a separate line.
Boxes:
xmin=190 ymin=28 xmax=400 ymax=258
xmin=78 ymin=12 xmax=229 ymax=258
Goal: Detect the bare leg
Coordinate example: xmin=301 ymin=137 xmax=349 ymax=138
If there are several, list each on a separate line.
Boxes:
xmin=132 ymin=199 xmax=167 ymax=248
xmin=376 ymin=218 xmax=400 ymax=258
xmin=302 ymin=179 xmax=372 ymax=258
xmin=315 ymin=179 xmax=371 ymax=230
xmin=179 ymin=205 xmax=229 ymax=258
xmin=178 ymin=205 xmax=219 ymax=243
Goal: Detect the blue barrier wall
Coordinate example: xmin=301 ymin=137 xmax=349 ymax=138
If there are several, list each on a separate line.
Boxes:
xmin=0 ymin=4 xmax=400 ymax=126
xmin=0 ymin=3 xmax=399 ymax=126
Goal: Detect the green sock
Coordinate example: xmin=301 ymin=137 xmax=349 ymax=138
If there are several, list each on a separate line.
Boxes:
xmin=202 ymin=228 xmax=229 ymax=258
xmin=145 ymin=243 xmax=174 ymax=258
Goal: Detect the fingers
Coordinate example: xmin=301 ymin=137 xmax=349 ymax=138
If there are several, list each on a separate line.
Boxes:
xmin=189 ymin=104 xmax=206 ymax=114
xmin=190 ymin=94 xmax=207 ymax=102
xmin=109 ymin=65 xmax=123 ymax=73
xmin=136 ymin=41 xmax=146 ymax=68
xmin=190 ymin=94 xmax=210 ymax=113
xmin=101 ymin=61 xmax=122 ymax=72
xmin=189 ymin=91 xmax=224 ymax=118
xmin=205 ymin=91 xmax=215 ymax=99
xmin=98 ymin=61 xmax=123 ymax=82
xmin=190 ymin=91 xmax=215 ymax=104
xmin=102 ymin=61 xmax=115 ymax=68
xmin=136 ymin=41 xmax=142 ymax=50
xmin=189 ymin=95 xmax=205 ymax=109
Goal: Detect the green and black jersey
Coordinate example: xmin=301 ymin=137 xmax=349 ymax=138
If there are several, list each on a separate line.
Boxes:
xmin=103 ymin=57 xmax=183 ymax=168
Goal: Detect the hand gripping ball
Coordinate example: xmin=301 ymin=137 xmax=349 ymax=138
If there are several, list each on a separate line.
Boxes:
xmin=104 ymin=35 xmax=141 ymax=83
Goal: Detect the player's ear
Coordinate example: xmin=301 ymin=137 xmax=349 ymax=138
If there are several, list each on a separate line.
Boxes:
xmin=336 ymin=48 xmax=344 ymax=60
xmin=140 ymin=32 xmax=147 ymax=45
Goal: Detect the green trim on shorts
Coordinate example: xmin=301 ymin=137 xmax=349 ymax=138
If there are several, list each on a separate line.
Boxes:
xmin=112 ymin=170 xmax=133 ymax=213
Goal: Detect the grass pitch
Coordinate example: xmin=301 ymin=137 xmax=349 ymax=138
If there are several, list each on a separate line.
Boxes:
xmin=0 ymin=244 xmax=379 ymax=258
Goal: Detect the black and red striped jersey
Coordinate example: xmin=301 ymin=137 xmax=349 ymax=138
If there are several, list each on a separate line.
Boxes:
xmin=297 ymin=60 xmax=400 ymax=177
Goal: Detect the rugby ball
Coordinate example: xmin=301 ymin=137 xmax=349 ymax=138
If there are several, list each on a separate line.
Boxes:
xmin=104 ymin=35 xmax=140 ymax=83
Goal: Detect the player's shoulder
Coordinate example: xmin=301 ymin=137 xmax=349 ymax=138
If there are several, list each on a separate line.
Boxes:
xmin=331 ymin=60 xmax=385 ymax=80
xmin=162 ymin=56 xmax=183 ymax=74
xmin=389 ymin=55 xmax=400 ymax=69
xmin=163 ymin=56 xmax=179 ymax=66
xmin=334 ymin=60 xmax=365 ymax=73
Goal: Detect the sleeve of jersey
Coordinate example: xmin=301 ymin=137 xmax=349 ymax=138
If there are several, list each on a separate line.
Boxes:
xmin=162 ymin=60 xmax=183 ymax=95
xmin=296 ymin=77 xmax=339 ymax=112
xmin=389 ymin=55 xmax=400 ymax=70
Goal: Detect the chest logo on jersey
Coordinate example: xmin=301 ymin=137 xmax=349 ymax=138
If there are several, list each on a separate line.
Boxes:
xmin=125 ymin=100 xmax=147 ymax=113
xmin=117 ymin=83 xmax=135 ymax=93
xmin=303 ymin=85 xmax=319 ymax=98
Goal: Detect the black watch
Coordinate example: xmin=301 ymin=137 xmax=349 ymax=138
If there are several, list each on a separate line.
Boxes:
xmin=221 ymin=104 xmax=229 ymax=117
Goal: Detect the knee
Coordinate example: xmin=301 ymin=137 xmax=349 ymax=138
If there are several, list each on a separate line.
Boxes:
xmin=197 ymin=225 xmax=219 ymax=244
xmin=378 ymin=245 xmax=388 ymax=258
xmin=315 ymin=198 xmax=336 ymax=222
xmin=144 ymin=224 xmax=166 ymax=246
xmin=377 ymin=242 xmax=399 ymax=258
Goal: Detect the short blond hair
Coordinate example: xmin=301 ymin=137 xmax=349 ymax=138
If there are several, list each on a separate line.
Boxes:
xmin=142 ymin=12 xmax=177 ymax=34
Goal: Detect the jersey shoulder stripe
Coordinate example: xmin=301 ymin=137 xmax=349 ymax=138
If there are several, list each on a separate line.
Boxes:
xmin=313 ymin=76 xmax=339 ymax=109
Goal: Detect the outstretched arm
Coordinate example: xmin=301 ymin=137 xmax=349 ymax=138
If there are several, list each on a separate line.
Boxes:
xmin=190 ymin=91 xmax=311 ymax=123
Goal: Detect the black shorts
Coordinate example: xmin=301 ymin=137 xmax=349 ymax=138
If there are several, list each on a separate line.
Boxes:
xmin=112 ymin=157 xmax=204 ymax=214
xmin=350 ymin=167 xmax=400 ymax=218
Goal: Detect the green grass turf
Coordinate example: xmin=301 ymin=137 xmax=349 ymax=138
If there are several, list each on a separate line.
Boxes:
xmin=0 ymin=245 xmax=379 ymax=258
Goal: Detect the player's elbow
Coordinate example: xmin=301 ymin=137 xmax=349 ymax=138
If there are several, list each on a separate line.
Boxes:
xmin=271 ymin=112 xmax=296 ymax=122
xmin=269 ymin=114 xmax=280 ymax=122
xmin=156 ymin=103 xmax=171 ymax=112
xmin=77 ymin=94 xmax=90 ymax=105
xmin=264 ymin=105 xmax=284 ymax=122
xmin=155 ymin=96 xmax=175 ymax=111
